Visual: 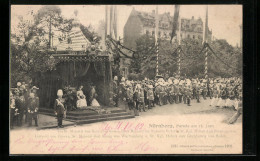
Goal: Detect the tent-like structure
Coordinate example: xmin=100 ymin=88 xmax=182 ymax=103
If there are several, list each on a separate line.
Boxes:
xmin=36 ymin=26 xmax=113 ymax=109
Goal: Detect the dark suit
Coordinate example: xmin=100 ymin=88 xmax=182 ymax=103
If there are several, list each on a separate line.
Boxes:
xmin=27 ymin=97 xmax=39 ymax=126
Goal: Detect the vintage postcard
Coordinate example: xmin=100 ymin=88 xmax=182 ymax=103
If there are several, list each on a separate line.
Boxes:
xmin=10 ymin=5 xmax=243 ymax=154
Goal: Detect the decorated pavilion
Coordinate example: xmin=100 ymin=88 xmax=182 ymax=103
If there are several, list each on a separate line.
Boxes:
xmin=37 ymin=25 xmax=113 ymax=109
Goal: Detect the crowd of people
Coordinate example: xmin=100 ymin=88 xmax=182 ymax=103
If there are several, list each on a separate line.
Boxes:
xmin=10 ymin=76 xmax=243 ymax=129
xmin=113 ymin=76 xmax=243 ymax=122
xmin=9 ymin=82 xmax=102 ymax=129
xmin=10 ymin=82 xmax=40 ymax=129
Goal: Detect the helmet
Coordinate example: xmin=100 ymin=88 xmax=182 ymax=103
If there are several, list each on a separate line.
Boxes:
xmin=57 ymin=89 xmax=63 ymax=96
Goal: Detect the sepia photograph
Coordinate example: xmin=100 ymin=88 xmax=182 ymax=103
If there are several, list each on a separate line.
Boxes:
xmin=10 ymin=4 xmax=243 ymax=154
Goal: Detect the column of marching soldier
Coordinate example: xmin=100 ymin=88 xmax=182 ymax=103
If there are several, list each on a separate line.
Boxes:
xmin=114 ymin=76 xmax=243 ymax=122
xmin=10 ymin=82 xmax=40 ymax=129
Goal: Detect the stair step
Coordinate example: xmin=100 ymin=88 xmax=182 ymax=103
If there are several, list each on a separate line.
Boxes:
xmin=76 ymin=115 xmax=135 ymax=125
xmin=65 ymin=112 xmax=132 ymax=120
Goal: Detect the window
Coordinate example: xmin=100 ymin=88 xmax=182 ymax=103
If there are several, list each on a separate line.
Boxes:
xmin=152 ymin=31 xmax=155 ymax=36
xmin=187 ymin=34 xmax=190 ymax=38
xmin=193 ymin=35 xmax=195 ymax=39
xmin=180 ymin=34 xmax=182 ymax=38
xmin=146 ymin=30 xmax=149 ymax=35
xmin=159 ymin=31 xmax=161 ymax=37
xmin=67 ymin=37 xmax=72 ymax=44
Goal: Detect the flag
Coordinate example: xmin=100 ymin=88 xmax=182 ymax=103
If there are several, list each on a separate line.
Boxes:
xmin=170 ymin=5 xmax=180 ymax=43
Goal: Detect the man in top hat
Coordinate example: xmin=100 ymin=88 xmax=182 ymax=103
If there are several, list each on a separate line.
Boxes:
xmin=54 ymin=89 xmax=66 ymax=128
xmin=27 ymin=92 xmax=39 ymax=127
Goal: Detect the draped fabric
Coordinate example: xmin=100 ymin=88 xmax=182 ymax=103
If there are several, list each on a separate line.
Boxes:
xmin=37 ymin=59 xmax=112 ymax=108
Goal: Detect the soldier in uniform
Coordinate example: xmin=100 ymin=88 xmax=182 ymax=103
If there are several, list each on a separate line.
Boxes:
xmin=27 ymin=92 xmax=39 ymax=127
xmin=178 ymin=83 xmax=183 ymax=103
xmin=10 ymin=91 xmax=17 ymax=129
xmin=202 ymin=83 xmax=207 ymax=100
xmin=138 ymin=87 xmax=146 ymax=112
xmin=210 ymin=85 xmax=219 ymax=107
xmin=175 ymin=84 xmax=179 ymax=104
xmin=183 ymin=85 xmax=187 ymax=104
xmin=195 ymin=83 xmax=201 ymax=103
xmin=162 ymin=83 xmax=167 ymax=105
xmin=16 ymin=88 xmax=26 ymax=126
xmin=119 ymin=77 xmax=128 ymax=110
xmin=147 ymin=85 xmax=154 ymax=109
xmin=220 ymin=85 xmax=228 ymax=108
xmin=126 ymin=83 xmax=134 ymax=111
xmin=168 ymin=84 xmax=175 ymax=104
xmin=208 ymin=83 xmax=213 ymax=99
xmin=186 ymin=86 xmax=192 ymax=106
xmin=132 ymin=84 xmax=140 ymax=116
xmin=54 ymin=89 xmax=66 ymax=128
xmin=155 ymin=83 xmax=163 ymax=106
xmin=113 ymin=76 xmax=119 ymax=107
xmin=216 ymin=85 xmax=223 ymax=107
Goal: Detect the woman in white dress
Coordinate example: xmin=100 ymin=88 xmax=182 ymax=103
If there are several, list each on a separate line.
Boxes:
xmin=76 ymin=85 xmax=88 ymax=109
xmin=90 ymin=86 xmax=100 ymax=107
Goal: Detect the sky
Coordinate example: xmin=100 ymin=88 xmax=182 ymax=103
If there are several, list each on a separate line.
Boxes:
xmin=11 ymin=5 xmax=242 ymax=46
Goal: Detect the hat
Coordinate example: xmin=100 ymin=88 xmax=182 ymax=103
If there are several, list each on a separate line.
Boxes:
xmin=114 ymin=76 xmax=118 ymax=81
xmin=29 ymin=93 xmax=35 ymax=98
xmin=121 ymin=77 xmax=125 ymax=82
xmin=158 ymin=78 xmax=164 ymax=82
xmin=13 ymin=88 xmax=19 ymax=94
xmin=17 ymin=82 xmax=21 ymax=87
xmin=31 ymin=86 xmax=39 ymax=90
xmin=57 ymin=89 xmax=63 ymax=96
xmin=148 ymin=85 xmax=153 ymax=88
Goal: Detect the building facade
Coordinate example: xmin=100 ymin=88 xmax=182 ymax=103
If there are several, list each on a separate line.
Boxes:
xmin=122 ymin=8 xmax=212 ymax=79
xmin=123 ymin=8 xmax=212 ymax=49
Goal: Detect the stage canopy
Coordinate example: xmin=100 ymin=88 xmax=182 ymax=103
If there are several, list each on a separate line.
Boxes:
xmin=36 ymin=54 xmax=113 ymax=109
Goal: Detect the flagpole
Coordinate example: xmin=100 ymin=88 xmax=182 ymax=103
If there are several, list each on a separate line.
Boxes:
xmin=155 ymin=5 xmax=159 ymax=76
xmin=114 ymin=5 xmax=117 ymax=40
xmin=177 ymin=6 xmax=181 ymax=78
xmin=110 ymin=5 xmax=113 ymax=37
xmin=204 ymin=5 xmax=208 ymax=79
xmin=105 ymin=6 xmax=108 ymax=41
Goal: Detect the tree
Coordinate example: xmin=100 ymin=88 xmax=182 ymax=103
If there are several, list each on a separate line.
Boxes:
xmin=209 ymin=39 xmax=242 ymax=77
xmin=128 ymin=35 xmax=242 ymax=79
xmin=10 ymin=5 xmax=73 ymax=87
xmin=34 ymin=5 xmax=73 ymax=48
